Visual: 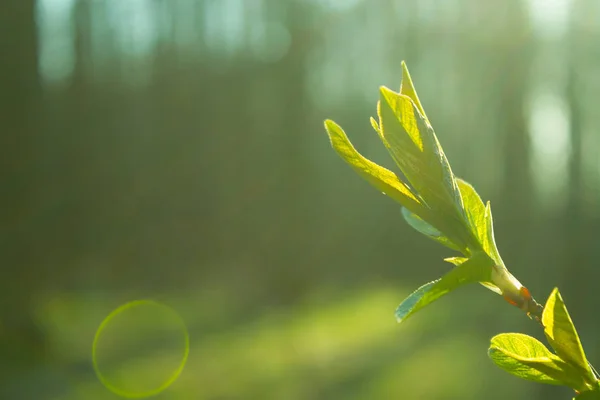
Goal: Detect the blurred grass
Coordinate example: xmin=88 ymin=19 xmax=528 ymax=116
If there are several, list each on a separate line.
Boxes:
xmin=31 ymin=284 xmax=532 ymax=399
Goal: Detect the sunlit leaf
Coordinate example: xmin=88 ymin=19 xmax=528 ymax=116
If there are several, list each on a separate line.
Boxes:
xmin=393 ymin=61 xmax=463 ymax=221
xmin=481 ymin=201 xmax=529 ymax=299
xmin=395 ymin=252 xmax=493 ymax=323
xmin=479 ymin=281 xmax=502 ymax=295
xmin=483 ymin=202 xmax=503 ymax=266
xmin=377 ymin=87 xmax=468 ymax=250
xmin=443 ymin=256 xmax=467 ymax=266
xmin=456 ymin=179 xmax=486 ymax=250
xmin=324 ymin=119 xmax=425 ymax=217
xmin=488 ymin=333 xmax=589 ymax=390
xmin=325 ymin=62 xmax=537 ymax=324
xmin=542 ymin=288 xmax=595 ymax=385
xmin=369 ymin=116 xmax=379 ymax=132
xmin=401 ymin=207 xmax=460 ymax=251
xmin=378 ymin=88 xmax=424 ymax=152
xmin=455 ymin=189 xmax=529 ymax=302
xmin=444 ymin=255 xmax=500 ymax=294
xmin=378 ymin=88 xmax=461 ymax=209
xmin=399 ymin=60 xmax=428 ymax=122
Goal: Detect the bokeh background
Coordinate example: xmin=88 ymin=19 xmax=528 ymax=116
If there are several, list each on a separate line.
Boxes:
xmin=2 ymin=0 xmax=600 ymax=399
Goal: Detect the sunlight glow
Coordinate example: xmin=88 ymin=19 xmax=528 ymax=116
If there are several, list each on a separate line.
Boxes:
xmin=36 ymin=0 xmax=76 ymax=87
xmin=107 ymin=0 xmax=158 ymax=58
xmin=527 ymin=89 xmax=571 ymax=210
xmin=526 ymin=0 xmax=572 ymax=39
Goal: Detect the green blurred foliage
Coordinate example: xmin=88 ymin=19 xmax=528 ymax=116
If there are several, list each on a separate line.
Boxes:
xmin=1 ymin=0 xmax=600 ymax=399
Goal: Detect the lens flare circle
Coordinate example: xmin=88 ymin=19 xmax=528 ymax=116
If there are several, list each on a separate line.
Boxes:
xmin=92 ymin=299 xmax=189 ymax=398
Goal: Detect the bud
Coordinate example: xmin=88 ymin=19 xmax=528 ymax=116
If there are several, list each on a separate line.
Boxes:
xmin=492 ymin=265 xmax=543 ymax=317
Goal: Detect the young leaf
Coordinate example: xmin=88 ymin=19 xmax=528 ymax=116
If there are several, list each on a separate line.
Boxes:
xmin=482 ymin=202 xmax=529 ymax=302
xmin=395 ymin=251 xmax=493 ymax=323
xmin=488 ymin=333 xmax=590 ymax=391
xmin=542 ymin=288 xmax=595 ymax=385
xmin=369 ymin=116 xmax=379 ymax=132
xmin=444 ymin=256 xmax=467 ymax=266
xmin=442 ymin=204 xmax=518 ymax=299
xmin=324 ymin=119 xmax=425 ymax=217
xmin=483 ymin=201 xmax=503 ymax=266
xmin=376 ymin=88 xmax=469 ymax=251
xmin=399 ymin=61 xmax=428 ymax=122
xmin=444 ymin=256 xmax=501 ymax=294
xmin=401 ymin=207 xmax=460 ymax=251
xmin=377 ymin=88 xmax=462 ymax=216
xmin=456 ymin=179 xmax=486 ymax=251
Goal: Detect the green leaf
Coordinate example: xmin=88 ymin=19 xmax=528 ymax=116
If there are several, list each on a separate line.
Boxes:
xmin=324 ymin=119 xmax=425 ymax=217
xmin=480 ymin=202 xmax=528 ymax=298
xmin=399 ymin=61 xmax=428 ymax=122
xmin=483 ymin=201 xmax=503 ymax=266
xmin=488 ymin=333 xmax=590 ymax=390
xmin=543 ymin=288 xmax=595 ymax=385
xmin=377 ymin=87 xmax=461 ymax=210
xmin=376 ymin=88 xmax=468 ymax=251
xmin=456 ymin=179 xmax=486 ymax=250
xmin=395 ymin=251 xmax=493 ymax=323
xmin=401 ymin=207 xmax=460 ymax=251
xmin=378 ymin=88 xmax=425 ymax=152
xmin=444 ymin=256 xmax=467 ymax=266
xmin=444 ymin=255 xmax=500 ymax=294
xmin=369 ymin=116 xmax=379 ymax=132
xmin=476 ymin=200 xmax=534 ymax=305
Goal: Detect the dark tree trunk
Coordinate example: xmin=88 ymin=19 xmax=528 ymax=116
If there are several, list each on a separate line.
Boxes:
xmin=0 ymin=0 xmax=46 ymax=391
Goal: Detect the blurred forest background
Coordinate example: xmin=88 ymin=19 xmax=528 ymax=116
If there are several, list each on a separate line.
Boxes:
xmin=2 ymin=0 xmax=600 ymax=399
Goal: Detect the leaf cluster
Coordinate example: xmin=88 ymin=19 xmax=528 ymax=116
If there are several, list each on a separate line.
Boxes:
xmin=324 ymin=61 xmax=600 ymax=398
xmin=489 ymin=289 xmax=599 ymax=398
xmin=325 ymin=62 xmax=537 ymax=323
